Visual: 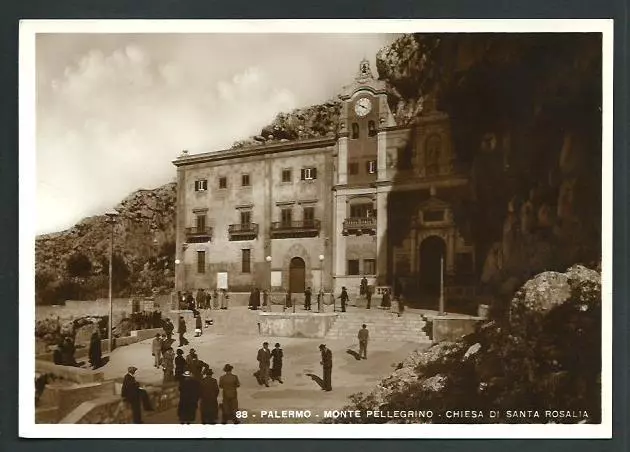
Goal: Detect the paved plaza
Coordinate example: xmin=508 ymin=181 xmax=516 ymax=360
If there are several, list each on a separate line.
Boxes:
xmin=98 ymin=319 xmax=424 ymax=424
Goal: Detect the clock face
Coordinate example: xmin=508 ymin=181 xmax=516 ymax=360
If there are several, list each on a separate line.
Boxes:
xmin=354 ymin=97 xmax=372 ymax=117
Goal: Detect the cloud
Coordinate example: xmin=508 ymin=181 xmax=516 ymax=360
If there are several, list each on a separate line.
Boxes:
xmin=37 ymin=44 xmax=298 ymax=233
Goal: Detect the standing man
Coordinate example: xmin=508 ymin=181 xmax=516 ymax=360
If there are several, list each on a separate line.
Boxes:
xmin=365 ymin=285 xmax=372 ymax=309
xmin=219 ymin=364 xmax=240 ymax=424
xmin=161 ymin=346 xmax=175 ymax=384
xmin=358 ymin=324 xmax=369 ymax=360
xmin=121 ymin=366 xmax=153 ymax=424
xmin=178 ymin=371 xmax=200 ymax=424
xmin=163 ymin=317 xmax=174 ymax=342
xmin=338 ymin=287 xmax=349 ymax=313
xmin=174 ymin=349 xmax=186 ymax=382
xmin=151 ymin=333 xmax=163 ymax=368
xmin=319 ymin=344 xmax=333 ymax=391
xmin=360 ymin=275 xmax=368 ymax=299
xmin=256 ymin=342 xmax=271 ymax=387
xmin=199 ymin=368 xmax=220 ymax=424
xmin=178 ymin=315 xmax=188 ymax=347
xmin=304 ymin=286 xmax=312 ymax=311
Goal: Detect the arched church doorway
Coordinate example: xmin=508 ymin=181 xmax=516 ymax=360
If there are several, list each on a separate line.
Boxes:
xmin=289 ymin=257 xmax=306 ymax=294
xmin=419 ymin=236 xmax=446 ymax=303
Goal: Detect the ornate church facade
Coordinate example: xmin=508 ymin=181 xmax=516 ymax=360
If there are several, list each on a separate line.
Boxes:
xmin=173 ymin=60 xmax=476 ymax=304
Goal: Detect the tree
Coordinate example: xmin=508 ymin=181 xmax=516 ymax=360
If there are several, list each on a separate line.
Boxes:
xmin=66 ymin=252 xmax=93 ymax=278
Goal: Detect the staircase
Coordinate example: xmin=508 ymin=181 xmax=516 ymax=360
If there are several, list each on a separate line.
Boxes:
xmin=325 ymin=309 xmax=431 ymax=343
xmin=200 ymin=307 xmax=261 ymax=336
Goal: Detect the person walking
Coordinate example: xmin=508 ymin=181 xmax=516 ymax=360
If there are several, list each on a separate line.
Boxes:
xmin=365 ymin=285 xmax=372 ymax=309
xmin=88 ymin=330 xmax=102 ymax=370
xmin=174 ymin=348 xmax=187 ymax=382
xmin=319 ymin=344 xmax=333 ymax=391
xmin=271 ymin=342 xmax=284 ymax=384
xmin=199 ymin=368 xmax=220 ymax=424
xmin=151 ymin=333 xmax=163 ymax=368
xmin=213 ymin=289 xmax=219 ymax=310
xmin=121 ymin=366 xmax=153 ymax=424
xmin=358 ymin=324 xmax=369 ymax=360
xmin=255 ymin=342 xmax=271 ymax=387
xmin=178 ymin=316 xmax=188 ymax=346
xmin=161 ymin=347 xmax=175 ymax=384
xmin=178 ymin=371 xmax=200 ymax=424
xmin=194 ymin=313 xmax=203 ymax=337
xmin=317 ymin=289 xmax=324 ymax=313
xmin=196 ymin=288 xmax=206 ymax=310
xmin=338 ymin=287 xmax=349 ymax=313
xmin=219 ymin=364 xmax=240 ymax=424
xmin=304 ymin=286 xmax=312 ymax=310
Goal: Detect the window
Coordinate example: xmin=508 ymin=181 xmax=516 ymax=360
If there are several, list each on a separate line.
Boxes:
xmin=303 ymin=206 xmax=315 ymax=227
xmin=195 ymin=214 xmax=206 ymax=232
xmin=368 ymin=120 xmax=377 ymax=137
xmin=363 ymin=259 xmax=376 ymax=275
xmin=194 ymin=179 xmax=208 ymax=192
xmin=240 ymin=210 xmax=251 ymax=226
xmin=348 ymin=260 xmax=360 ymax=275
xmin=366 ymin=160 xmax=377 ymax=174
xmin=197 ymin=251 xmax=206 ymax=274
xmin=281 ymin=208 xmax=292 ymax=227
xmin=218 ymin=177 xmax=227 ymax=189
xmin=281 ymin=168 xmax=292 ymax=183
xmin=348 ymin=162 xmax=359 ymax=175
xmin=241 ymin=174 xmax=250 ymax=187
xmin=300 ymin=167 xmax=317 ymax=180
xmin=350 ymin=203 xmax=373 ymax=218
xmin=424 ymin=210 xmax=445 ymax=222
xmin=242 ymin=249 xmax=251 ymax=273
xmin=351 ymin=123 xmax=359 ymax=139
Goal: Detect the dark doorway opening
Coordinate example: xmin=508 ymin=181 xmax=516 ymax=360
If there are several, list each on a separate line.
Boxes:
xmin=289 ymin=257 xmax=306 ymax=294
xmin=419 ymin=236 xmax=446 ymax=305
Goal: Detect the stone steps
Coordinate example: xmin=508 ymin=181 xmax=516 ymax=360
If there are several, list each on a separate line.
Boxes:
xmin=325 ymin=312 xmax=430 ymax=343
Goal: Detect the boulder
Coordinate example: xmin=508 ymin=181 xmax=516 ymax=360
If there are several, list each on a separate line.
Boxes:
xmin=462 ymin=343 xmax=482 ymax=361
xmin=420 ymin=374 xmax=448 ymax=392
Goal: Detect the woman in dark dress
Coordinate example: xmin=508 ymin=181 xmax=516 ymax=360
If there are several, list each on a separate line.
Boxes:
xmin=88 ymin=330 xmax=102 ymax=369
xmin=199 ymin=368 xmax=220 ymax=424
xmin=270 ymin=343 xmax=284 ymax=384
xmin=178 ymin=371 xmax=200 ymax=424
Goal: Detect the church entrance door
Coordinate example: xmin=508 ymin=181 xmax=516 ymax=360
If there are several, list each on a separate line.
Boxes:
xmin=289 ymin=257 xmax=306 ymax=294
xmin=419 ymin=236 xmax=446 ymax=305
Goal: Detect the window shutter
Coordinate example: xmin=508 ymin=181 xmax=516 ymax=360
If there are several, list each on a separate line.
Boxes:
xmin=301 ymin=168 xmax=306 ymax=180
xmin=194 ymin=180 xmax=199 ymax=191
xmin=312 ymin=167 xmax=317 ymax=179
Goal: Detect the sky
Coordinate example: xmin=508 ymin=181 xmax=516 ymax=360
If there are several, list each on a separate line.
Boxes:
xmin=35 ymin=33 xmax=399 ymax=235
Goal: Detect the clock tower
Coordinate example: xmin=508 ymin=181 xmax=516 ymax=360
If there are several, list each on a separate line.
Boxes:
xmin=337 ymin=58 xmax=395 ymax=186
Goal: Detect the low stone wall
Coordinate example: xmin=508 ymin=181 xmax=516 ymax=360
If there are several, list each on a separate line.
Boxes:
xmin=38 ymin=380 xmax=116 ymax=422
xmin=60 ymin=382 xmax=180 ymax=424
xmin=258 ymin=312 xmax=338 ymax=338
xmin=431 ymin=316 xmax=484 ymax=343
xmin=35 ymin=360 xmax=104 ymax=384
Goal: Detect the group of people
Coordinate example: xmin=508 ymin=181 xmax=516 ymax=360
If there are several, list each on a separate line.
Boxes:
xmin=253 ymin=342 xmax=284 ymax=386
xmin=178 ymin=289 xmax=230 ymax=311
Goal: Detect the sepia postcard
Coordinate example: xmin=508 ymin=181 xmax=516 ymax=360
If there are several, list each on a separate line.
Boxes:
xmin=19 ymin=19 xmax=613 ymax=438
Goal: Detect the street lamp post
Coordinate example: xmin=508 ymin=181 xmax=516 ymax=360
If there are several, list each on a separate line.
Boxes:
xmin=318 ymin=254 xmax=325 ymax=313
xmin=438 ymin=255 xmax=445 ymax=316
xmin=104 ymin=210 xmax=119 ymax=353
xmin=265 ymin=255 xmax=272 ymax=311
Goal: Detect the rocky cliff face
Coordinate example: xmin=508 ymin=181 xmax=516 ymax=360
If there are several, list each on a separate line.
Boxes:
xmin=36 ymin=183 xmax=177 ymax=304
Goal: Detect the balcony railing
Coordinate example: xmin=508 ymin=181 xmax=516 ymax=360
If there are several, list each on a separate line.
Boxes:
xmin=271 ymin=219 xmax=321 ymax=238
xmin=228 ymin=223 xmax=259 ymax=241
xmin=343 ymin=217 xmax=377 ymax=236
xmin=185 ymin=226 xmax=213 ymax=243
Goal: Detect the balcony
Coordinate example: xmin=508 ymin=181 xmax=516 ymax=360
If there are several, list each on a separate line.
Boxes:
xmin=228 ymin=223 xmax=259 ymax=241
xmin=343 ymin=217 xmax=377 ymax=236
xmin=271 ymin=219 xmax=321 ymax=239
xmin=185 ymin=226 xmax=213 ymax=243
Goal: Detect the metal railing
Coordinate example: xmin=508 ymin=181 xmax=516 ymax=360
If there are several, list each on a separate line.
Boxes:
xmin=343 ymin=217 xmax=377 ymax=229
xmin=228 ymin=223 xmax=259 ymax=234
xmin=185 ymin=226 xmax=213 ymax=237
xmin=271 ymin=219 xmax=321 ymax=231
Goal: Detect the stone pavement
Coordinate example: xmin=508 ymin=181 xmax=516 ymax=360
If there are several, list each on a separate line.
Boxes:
xmin=98 ymin=327 xmax=424 ymax=424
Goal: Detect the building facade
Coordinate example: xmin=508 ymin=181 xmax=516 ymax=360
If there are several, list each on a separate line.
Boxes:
xmin=173 ymin=60 xmax=476 ymax=302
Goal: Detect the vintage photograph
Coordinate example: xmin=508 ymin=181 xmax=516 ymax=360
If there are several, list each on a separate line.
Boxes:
xmin=22 ymin=20 xmax=612 ymax=437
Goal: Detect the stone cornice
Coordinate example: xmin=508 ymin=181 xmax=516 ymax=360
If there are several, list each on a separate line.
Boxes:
xmin=173 ymin=137 xmax=337 ymax=167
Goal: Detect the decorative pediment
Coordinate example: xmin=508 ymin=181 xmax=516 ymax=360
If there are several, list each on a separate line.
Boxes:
xmin=419 ymin=196 xmax=450 ymax=211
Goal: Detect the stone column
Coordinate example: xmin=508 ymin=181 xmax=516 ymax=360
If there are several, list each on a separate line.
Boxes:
xmin=446 ymin=230 xmax=455 ymax=273
xmin=410 ymin=225 xmax=418 ymax=273
xmin=376 ymin=187 xmax=389 ymax=285
xmin=333 ymin=192 xmax=347 ymax=290
xmin=377 ymin=130 xmax=387 ymax=181
xmin=338 ymin=137 xmax=348 ymax=185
